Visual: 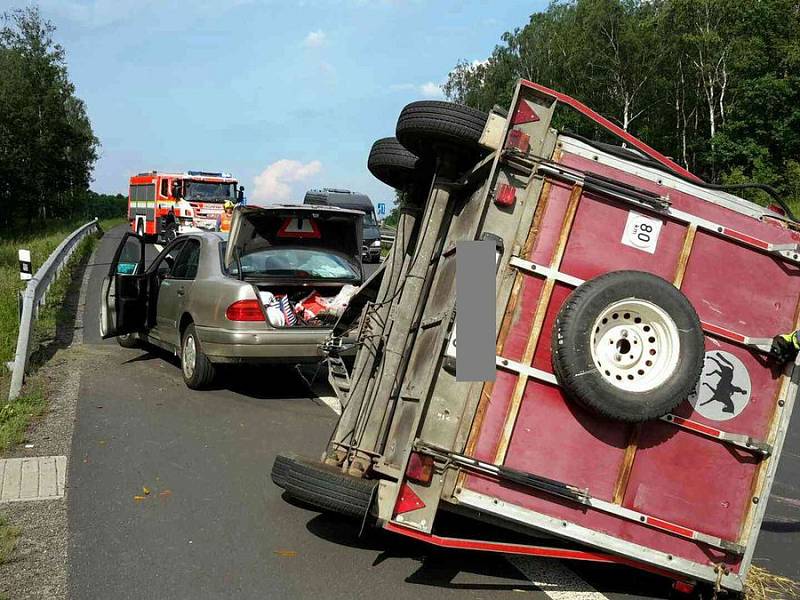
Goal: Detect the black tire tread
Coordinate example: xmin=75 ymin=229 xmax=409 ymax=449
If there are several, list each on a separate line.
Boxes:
xmin=367 ymin=137 xmax=419 ymax=189
xmin=396 ymin=101 xmax=489 ymax=158
xmin=270 ymin=452 xmax=297 ymax=489
xmin=282 ymin=458 xmax=375 ymax=519
xmin=182 ymin=324 xmax=215 ymax=390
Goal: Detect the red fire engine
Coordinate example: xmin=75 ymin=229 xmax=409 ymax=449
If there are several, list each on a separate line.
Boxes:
xmin=128 ymin=170 xmax=241 ymax=241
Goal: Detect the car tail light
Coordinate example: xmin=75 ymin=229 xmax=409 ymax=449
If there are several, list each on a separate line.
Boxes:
xmin=394 ymin=482 xmax=425 ymax=516
xmin=495 ymin=183 xmax=517 ymax=207
xmin=405 ymin=452 xmax=434 ymax=485
xmin=226 ymin=300 xmax=265 ymax=321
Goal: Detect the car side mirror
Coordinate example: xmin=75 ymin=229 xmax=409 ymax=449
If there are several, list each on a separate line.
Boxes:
xmin=237 ymin=186 xmax=245 ymax=203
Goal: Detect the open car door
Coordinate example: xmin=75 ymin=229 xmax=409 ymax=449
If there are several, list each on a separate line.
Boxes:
xmin=99 ymin=232 xmax=149 ymax=339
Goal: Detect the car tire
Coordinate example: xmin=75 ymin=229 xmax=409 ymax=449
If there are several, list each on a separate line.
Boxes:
xmin=367 ymin=137 xmax=421 ymax=190
xmin=551 ymin=271 xmax=704 ymax=422
xmin=181 ymin=324 xmax=215 ymax=390
xmin=116 ymin=333 xmax=139 ymax=348
xmin=396 ymin=100 xmax=489 ymax=159
xmin=270 ymin=452 xmax=297 ymax=489
xmin=280 ymin=455 xmax=377 ymax=520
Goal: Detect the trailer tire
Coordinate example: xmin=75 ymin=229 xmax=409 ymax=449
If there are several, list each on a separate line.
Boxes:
xmin=367 ymin=137 xmax=421 ymax=190
xmin=396 ymin=101 xmax=489 ymax=159
xmin=551 ymin=271 xmax=704 ymax=422
xmin=270 ymin=452 xmax=297 ymax=489
xmin=281 ymin=457 xmax=376 ymax=520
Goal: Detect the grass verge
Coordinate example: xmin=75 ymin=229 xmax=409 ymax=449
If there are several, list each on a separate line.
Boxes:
xmin=0 ymin=513 xmax=20 ymax=565
xmin=0 ymin=218 xmax=105 ymax=453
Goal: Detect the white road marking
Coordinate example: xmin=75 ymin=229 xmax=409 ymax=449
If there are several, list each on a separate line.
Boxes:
xmin=316 ymin=394 xmax=342 ymax=415
xmin=154 ymin=244 xmax=164 ymax=253
xmin=507 ymin=555 xmax=610 ymax=600
xmin=0 ymin=455 xmax=67 ymax=503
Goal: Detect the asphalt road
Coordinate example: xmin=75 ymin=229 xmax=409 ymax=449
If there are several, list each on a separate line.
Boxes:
xmin=67 ymin=225 xmax=799 ymax=599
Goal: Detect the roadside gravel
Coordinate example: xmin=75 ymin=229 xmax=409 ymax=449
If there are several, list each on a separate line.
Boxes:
xmin=0 ymin=240 xmax=95 ymax=600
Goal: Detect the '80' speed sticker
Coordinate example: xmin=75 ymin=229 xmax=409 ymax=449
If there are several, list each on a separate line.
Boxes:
xmin=621 ymin=211 xmax=663 ymax=254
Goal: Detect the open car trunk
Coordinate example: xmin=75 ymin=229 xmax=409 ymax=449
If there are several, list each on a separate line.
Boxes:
xmin=224 ymin=204 xmax=364 ymax=329
xmin=253 ymin=282 xmax=358 ymax=329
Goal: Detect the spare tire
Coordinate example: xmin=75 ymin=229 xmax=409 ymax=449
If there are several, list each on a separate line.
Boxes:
xmin=396 ymin=101 xmax=489 ymax=159
xmin=367 ymin=137 xmax=421 ymax=190
xmin=278 ymin=455 xmax=377 ymax=520
xmin=551 ymin=271 xmax=704 ymax=422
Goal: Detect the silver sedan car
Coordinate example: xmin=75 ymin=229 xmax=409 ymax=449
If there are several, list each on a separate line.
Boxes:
xmin=100 ymin=205 xmax=363 ymax=389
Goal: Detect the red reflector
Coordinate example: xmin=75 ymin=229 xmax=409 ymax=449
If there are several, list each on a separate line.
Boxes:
xmin=505 ymin=129 xmax=531 ymax=153
xmin=394 ymin=482 xmax=425 ymax=516
xmin=512 ymin=100 xmax=540 ymax=125
xmin=672 ymin=580 xmax=695 ymax=594
xmin=495 ymin=184 xmax=517 ymax=207
xmin=767 ymin=202 xmax=786 ymax=216
xmin=405 ymin=452 xmax=434 ymax=485
xmin=225 ymin=299 xmax=265 ymax=321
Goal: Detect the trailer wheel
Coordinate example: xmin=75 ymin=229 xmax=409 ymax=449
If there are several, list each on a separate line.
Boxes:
xmin=270 ymin=452 xmax=297 ymax=489
xmin=396 ymin=101 xmax=489 ymax=159
xmin=367 ymin=137 xmax=422 ymax=190
xmin=551 ymin=271 xmax=704 ymax=422
xmin=280 ymin=456 xmax=376 ymax=520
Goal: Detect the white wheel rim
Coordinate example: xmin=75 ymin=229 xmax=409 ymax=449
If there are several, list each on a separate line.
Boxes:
xmin=183 ymin=335 xmax=196 ymax=379
xmin=589 ymin=299 xmax=680 ymax=393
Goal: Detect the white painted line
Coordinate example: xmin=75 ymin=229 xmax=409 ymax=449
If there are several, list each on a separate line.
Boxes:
xmin=507 ymin=555 xmax=610 ymax=600
xmin=0 ymin=456 xmax=67 ymax=503
xmin=316 ymin=395 xmax=342 ymax=415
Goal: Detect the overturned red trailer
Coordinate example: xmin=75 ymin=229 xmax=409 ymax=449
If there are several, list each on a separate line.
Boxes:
xmin=275 ymin=80 xmax=800 ymax=595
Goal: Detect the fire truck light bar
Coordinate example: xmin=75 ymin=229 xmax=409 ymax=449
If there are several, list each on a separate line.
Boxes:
xmin=187 ymin=170 xmax=232 ymax=178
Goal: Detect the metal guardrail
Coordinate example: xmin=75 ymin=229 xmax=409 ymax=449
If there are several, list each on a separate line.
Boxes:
xmin=380 ymin=231 xmax=396 ymax=247
xmin=7 ymin=218 xmax=100 ymax=401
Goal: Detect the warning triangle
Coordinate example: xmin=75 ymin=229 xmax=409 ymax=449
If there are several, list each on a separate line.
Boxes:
xmin=277 ymin=216 xmax=321 ymax=239
xmin=512 ymin=100 xmax=540 ymax=125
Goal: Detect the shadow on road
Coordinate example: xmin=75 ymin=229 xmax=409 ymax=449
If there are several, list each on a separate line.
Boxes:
xmin=300 ymin=508 xmax=535 ymax=593
xmin=29 ymin=241 xmax=94 ymax=367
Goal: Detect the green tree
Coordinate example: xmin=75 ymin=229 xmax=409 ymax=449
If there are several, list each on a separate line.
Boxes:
xmin=0 ymin=7 xmax=98 ymax=230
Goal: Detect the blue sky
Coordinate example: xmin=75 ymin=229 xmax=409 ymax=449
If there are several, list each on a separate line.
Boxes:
xmin=7 ymin=0 xmax=543 ymax=210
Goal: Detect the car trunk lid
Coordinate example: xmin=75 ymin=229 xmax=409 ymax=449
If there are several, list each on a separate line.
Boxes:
xmin=224 ymin=205 xmax=363 ymax=271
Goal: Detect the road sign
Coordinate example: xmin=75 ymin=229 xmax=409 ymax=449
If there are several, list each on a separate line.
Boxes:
xmin=377 ymin=203 xmax=386 ymax=217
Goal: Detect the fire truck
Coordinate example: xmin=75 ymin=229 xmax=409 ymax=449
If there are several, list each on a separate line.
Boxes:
xmin=128 ymin=170 xmax=241 ymax=241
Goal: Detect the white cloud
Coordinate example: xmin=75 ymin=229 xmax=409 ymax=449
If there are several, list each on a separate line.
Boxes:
xmin=303 ymin=30 xmax=327 ymax=48
xmin=390 ymin=82 xmax=445 ymax=98
xmin=251 ymin=159 xmax=322 ymax=204
xmin=419 ymin=82 xmax=444 ymax=99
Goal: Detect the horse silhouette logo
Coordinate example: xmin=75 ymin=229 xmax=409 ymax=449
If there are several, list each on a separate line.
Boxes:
xmin=689 ymin=351 xmax=751 ymax=421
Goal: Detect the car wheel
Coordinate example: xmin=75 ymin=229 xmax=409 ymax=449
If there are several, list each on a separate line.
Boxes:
xmin=279 ymin=455 xmax=377 ymax=520
xmin=367 ymin=137 xmax=423 ymax=190
xmin=181 ymin=324 xmax=215 ymax=389
xmin=396 ymin=100 xmax=489 ymax=160
xmin=116 ymin=333 xmax=139 ymax=348
xmin=551 ymin=271 xmax=704 ymax=422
